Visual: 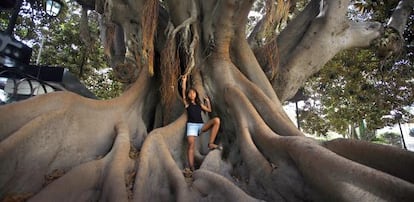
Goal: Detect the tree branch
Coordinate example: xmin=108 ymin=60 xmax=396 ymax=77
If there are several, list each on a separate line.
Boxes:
xmin=374 ymin=0 xmax=414 ymax=59
xmin=249 ymin=0 xmax=291 ymax=48
xmin=277 ymin=0 xmax=320 ymax=66
xmin=248 ymin=0 xmax=277 ymax=48
xmin=387 ymin=0 xmax=414 ymax=35
xmin=272 ymin=0 xmax=383 ymax=101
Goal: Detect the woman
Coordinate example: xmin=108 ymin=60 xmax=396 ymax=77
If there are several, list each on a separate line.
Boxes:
xmin=181 ymin=75 xmax=221 ymax=171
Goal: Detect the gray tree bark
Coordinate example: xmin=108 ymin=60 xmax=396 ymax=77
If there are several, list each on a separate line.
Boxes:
xmin=1 ymin=0 xmax=413 ymax=201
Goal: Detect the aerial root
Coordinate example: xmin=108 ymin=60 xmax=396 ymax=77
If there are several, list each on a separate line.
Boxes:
xmin=164 ymin=0 xmax=199 ymax=78
xmin=160 ymin=29 xmax=181 ymax=118
xmin=29 ymin=121 xmax=133 ymax=202
xmin=167 ymin=0 xmax=198 ymax=39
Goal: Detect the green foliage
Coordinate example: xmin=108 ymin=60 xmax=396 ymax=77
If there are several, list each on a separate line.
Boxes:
xmin=1 ymin=0 xmax=122 ymax=99
xmin=84 ymin=69 xmax=124 ymax=99
xmin=299 ymin=100 xmax=330 ymax=136
xmin=1 ymin=0 xmax=68 ymax=38
xmin=373 ymin=131 xmax=402 ymax=147
xmin=32 ymin=2 xmax=122 ymax=99
xmin=301 ymin=46 xmax=414 ymax=137
xmin=294 ymin=1 xmax=414 ymax=141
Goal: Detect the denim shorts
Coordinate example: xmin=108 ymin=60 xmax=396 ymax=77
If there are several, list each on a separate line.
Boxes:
xmin=186 ymin=122 xmax=204 ymax=136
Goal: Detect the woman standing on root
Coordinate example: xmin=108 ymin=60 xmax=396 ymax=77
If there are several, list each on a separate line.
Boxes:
xmin=182 ymin=75 xmax=221 ymax=171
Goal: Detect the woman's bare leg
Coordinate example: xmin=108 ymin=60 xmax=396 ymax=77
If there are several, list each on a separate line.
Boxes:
xmin=201 ymin=117 xmax=221 ymax=149
xmin=187 ymin=136 xmax=196 ymax=170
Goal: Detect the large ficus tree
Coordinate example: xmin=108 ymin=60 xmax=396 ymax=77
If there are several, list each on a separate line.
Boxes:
xmin=1 ymin=0 xmax=414 ymax=201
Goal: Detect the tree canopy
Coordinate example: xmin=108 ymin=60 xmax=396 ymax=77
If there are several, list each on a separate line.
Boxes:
xmin=299 ymin=1 xmax=414 ymax=138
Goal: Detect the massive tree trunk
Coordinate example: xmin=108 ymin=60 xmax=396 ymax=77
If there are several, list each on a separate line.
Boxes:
xmin=1 ymin=0 xmax=414 ymax=201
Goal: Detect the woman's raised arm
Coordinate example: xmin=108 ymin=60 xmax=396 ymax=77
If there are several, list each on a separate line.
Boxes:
xmin=200 ymin=97 xmax=212 ymax=113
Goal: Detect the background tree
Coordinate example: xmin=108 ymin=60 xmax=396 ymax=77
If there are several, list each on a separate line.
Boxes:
xmin=374 ymin=131 xmax=403 ymax=147
xmin=301 ymin=49 xmax=414 ymax=137
xmin=33 ymin=2 xmax=123 ymax=99
xmin=1 ymin=0 xmax=414 ymax=201
xmin=299 ymin=0 xmax=414 ymax=140
xmin=1 ymin=0 xmax=122 ymax=99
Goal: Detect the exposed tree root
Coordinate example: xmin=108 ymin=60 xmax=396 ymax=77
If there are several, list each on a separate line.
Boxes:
xmin=324 ymin=138 xmax=414 ymax=183
xmin=28 ymin=121 xmax=133 ymax=202
xmin=224 ymin=80 xmax=414 ymax=201
xmin=0 ymin=71 xmax=151 ymax=199
xmin=133 ymin=115 xmax=189 ymax=201
xmin=133 ymin=110 xmax=266 ymax=201
xmin=0 ymin=99 xmax=121 ymax=196
xmin=1 ymin=58 xmax=414 ymax=201
xmin=192 ymin=169 xmax=262 ymax=202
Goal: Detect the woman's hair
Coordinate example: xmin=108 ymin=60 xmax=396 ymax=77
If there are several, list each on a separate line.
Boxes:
xmin=186 ymin=87 xmax=201 ymax=104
